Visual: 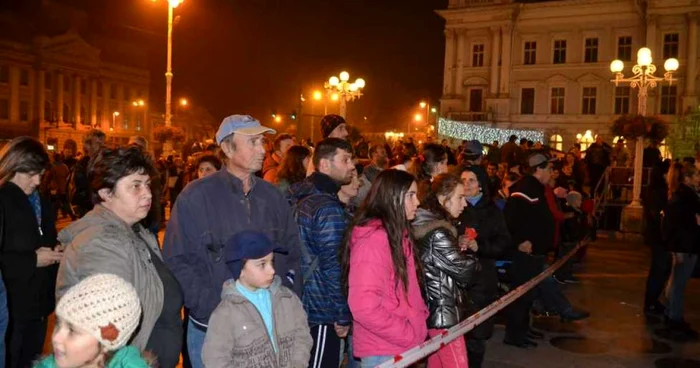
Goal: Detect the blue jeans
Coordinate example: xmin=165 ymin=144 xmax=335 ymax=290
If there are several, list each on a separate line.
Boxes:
xmin=0 ymin=271 xmax=7 ymax=368
xmin=361 ymin=355 xmax=393 ymax=368
xmin=187 ymin=317 xmax=207 ymax=368
xmin=666 ymin=253 xmax=698 ymax=321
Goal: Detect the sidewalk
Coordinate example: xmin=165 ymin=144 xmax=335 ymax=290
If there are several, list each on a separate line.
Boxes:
xmin=483 ymin=236 xmax=700 ymax=368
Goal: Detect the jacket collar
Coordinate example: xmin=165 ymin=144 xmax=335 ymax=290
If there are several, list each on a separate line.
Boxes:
xmin=221 ymin=275 xmax=289 ymax=303
xmin=216 ymin=168 xmax=258 ymax=194
xmin=309 ymin=172 xmax=341 ymax=196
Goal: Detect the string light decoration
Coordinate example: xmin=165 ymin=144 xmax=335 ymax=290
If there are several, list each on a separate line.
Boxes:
xmin=438 ymin=118 xmax=544 ymax=143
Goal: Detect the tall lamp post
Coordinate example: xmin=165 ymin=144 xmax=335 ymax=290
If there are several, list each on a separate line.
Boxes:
xmin=609 ymin=47 xmax=678 ymax=228
xmin=151 ymin=0 xmax=184 ymax=127
xmin=324 ymin=71 xmax=365 ymax=119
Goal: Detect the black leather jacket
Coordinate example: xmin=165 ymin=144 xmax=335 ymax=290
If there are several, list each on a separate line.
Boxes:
xmin=413 ymin=208 xmax=478 ymax=329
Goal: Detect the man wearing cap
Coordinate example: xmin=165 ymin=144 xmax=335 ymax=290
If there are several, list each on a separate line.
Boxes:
xmin=320 ymin=114 xmax=349 ymax=140
xmin=502 ymin=153 xmax=556 ymax=349
xmin=459 ymin=140 xmax=484 ymax=166
xmin=163 ymin=115 xmax=302 ymax=368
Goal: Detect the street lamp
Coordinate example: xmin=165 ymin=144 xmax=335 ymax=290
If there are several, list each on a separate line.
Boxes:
xmin=111 ymin=111 xmax=120 ymax=132
xmin=150 ymin=0 xmax=184 ymax=126
xmin=179 ymin=98 xmax=188 ymax=107
xmin=132 ymin=100 xmax=146 ymax=131
xmin=609 ymin=47 xmax=678 ymax=227
xmin=324 ymin=71 xmax=366 ymax=118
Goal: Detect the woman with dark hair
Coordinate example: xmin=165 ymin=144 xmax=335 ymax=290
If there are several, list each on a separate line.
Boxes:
xmin=341 ymin=169 xmax=428 ymax=367
xmin=412 ymin=173 xmax=477 ymax=368
xmin=0 ymin=137 xmax=62 ymax=368
xmin=457 ymin=166 xmax=511 ymax=367
xmin=276 ymin=145 xmax=311 ymax=194
xmin=662 ymin=163 xmax=700 ymax=337
xmin=408 ymin=143 xmax=447 ymax=183
xmin=196 ymin=154 xmax=222 ymax=179
xmin=56 ymin=146 xmax=183 ymax=368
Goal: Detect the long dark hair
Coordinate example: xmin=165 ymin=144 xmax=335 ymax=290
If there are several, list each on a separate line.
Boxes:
xmin=0 ymin=136 xmax=50 ymax=187
xmin=418 ymin=173 xmax=462 ymax=220
xmin=277 ymin=145 xmax=311 ymax=185
xmin=408 ymin=143 xmax=446 ymax=182
xmin=341 ymin=169 xmax=422 ymax=297
xmin=667 ymin=162 xmax=697 ymax=200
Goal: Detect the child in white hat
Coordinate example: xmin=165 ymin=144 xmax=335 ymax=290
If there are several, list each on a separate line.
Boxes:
xmin=35 ymin=274 xmax=150 ymax=368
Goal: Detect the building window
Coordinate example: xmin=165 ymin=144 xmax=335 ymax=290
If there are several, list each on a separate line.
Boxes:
xmin=64 ymin=77 xmax=70 ymax=92
xmin=0 ymin=99 xmax=8 ymax=119
xmin=553 ymin=40 xmax=567 ymax=64
xmin=660 ymin=85 xmax=677 ymax=115
xmin=469 ymin=89 xmax=483 ymax=113
xmin=472 ymin=44 xmax=485 ymax=67
xmin=618 ymin=36 xmax=632 ymax=61
xmin=614 ymin=86 xmax=630 ymax=115
xmin=96 ymin=109 xmax=103 ymax=126
xmin=110 ymin=84 xmax=117 ymax=99
xmin=0 ymin=65 xmax=8 ymax=84
xmin=19 ymin=101 xmax=29 ymax=121
xmin=124 ymin=88 xmax=130 ymax=102
xmin=63 ymin=104 xmax=70 ymax=123
xmin=80 ymin=107 xmax=88 ymax=125
xmin=44 ymin=101 xmax=53 ymax=122
xmin=663 ymin=33 xmax=679 ymax=59
xmin=123 ymin=114 xmax=129 ymax=130
xmin=45 ymin=72 xmax=52 ymax=90
xmin=550 ymin=87 xmax=565 ymax=114
xmin=97 ymin=82 xmax=103 ymax=97
xmin=137 ymin=89 xmax=144 ymax=98
xmin=521 ymin=88 xmax=535 ymax=115
xmin=136 ymin=116 xmax=142 ymax=131
xmin=80 ymin=79 xmax=87 ymax=95
xmin=584 ymin=38 xmax=598 ymax=63
xmin=524 ymin=41 xmax=536 ymax=65
xmin=550 ymin=134 xmax=563 ymax=151
xmin=582 ymin=87 xmax=597 ymax=115
xmin=19 ymin=69 xmax=29 ymax=87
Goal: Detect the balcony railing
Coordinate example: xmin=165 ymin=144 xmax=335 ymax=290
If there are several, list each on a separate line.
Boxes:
xmin=446 ymin=111 xmax=489 ymax=122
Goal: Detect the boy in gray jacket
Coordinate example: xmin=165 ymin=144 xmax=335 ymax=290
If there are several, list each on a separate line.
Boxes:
xmin=202 ymin=231 xmax=312 ymax=368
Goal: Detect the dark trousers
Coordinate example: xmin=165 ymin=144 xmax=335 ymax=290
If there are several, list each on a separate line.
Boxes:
xmin=589 ymin=164 xmax=606 ymax=195
xmin=505 ymin=252 xmax=545 ymax=343
xmin=554 ymin=241 xmax=578 ymax=280
xmin=536 ymin=274 xmax=573 ymax=315
xmin=644 ymin=245 xmax=672 ymax=308
xmin=308 ymin=324 xmax=342 ymax=368
xmin=6 ymin=317 xmax=47 ymax=368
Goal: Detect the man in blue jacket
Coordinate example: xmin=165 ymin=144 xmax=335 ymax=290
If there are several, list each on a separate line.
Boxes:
xmin=290 ymin=138 xmax=354 ymax=368
xmin=163 ymin=115 xmax=302 ymax=368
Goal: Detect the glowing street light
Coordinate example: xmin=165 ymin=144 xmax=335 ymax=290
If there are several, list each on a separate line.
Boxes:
xmin=414 ymin=113 xmax=423 ymax=122
xmin=324 ymin=71 xmax=366 ymax=118
xmin=111 ymin=111 xmax=119 ymax=131
xmin=609 ymin=46 xmax=678 ymax=229
xmin=274 ymin=115 xmax=282 ymax=123
xmin=179 ymin=98 xmax=188 ymax=107
xmin=313 ymin=90 xmax=323 ymax=101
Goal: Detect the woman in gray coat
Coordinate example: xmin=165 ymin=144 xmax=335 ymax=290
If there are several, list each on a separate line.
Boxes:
xmin=56 ymin=146 xmax=183 ymax=368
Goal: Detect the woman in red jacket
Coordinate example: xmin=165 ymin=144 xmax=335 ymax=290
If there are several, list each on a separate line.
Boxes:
xmin=341 ymin=169 xmax=428 ymax=368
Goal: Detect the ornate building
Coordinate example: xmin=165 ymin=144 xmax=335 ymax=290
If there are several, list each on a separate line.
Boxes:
xmin=438 ymin=0 xmax=700 ymax=150
xmin=0 ymin=5 xmax=151 ymax=154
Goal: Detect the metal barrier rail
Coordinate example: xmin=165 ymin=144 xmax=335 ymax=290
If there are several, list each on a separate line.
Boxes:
xmin=376 ymin=239 xmax=589 ymax=368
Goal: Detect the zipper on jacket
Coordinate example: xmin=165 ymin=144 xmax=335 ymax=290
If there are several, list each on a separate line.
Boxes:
xmin=241 ymin=193 xmax=252 ymax=225
xmin=245 ymin=297 xmax=280 ymax=366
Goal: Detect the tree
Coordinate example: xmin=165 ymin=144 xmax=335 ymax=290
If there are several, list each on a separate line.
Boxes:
xmin=667 ymin=107 xmax=700 ymax=160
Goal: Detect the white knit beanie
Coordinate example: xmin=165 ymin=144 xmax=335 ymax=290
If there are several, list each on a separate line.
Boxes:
xmin=56 ymin=274 xmax=142 ymax=351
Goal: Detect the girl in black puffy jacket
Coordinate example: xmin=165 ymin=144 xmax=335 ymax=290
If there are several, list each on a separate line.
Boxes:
xmin=412 ymin=173 xmax=478 ymax=368
xmin=456 ymin=165 xmax=511 ymax=368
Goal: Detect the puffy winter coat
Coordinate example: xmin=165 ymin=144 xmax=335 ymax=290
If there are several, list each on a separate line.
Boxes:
xmin=413 ymin=208 xmax=478 ymax=329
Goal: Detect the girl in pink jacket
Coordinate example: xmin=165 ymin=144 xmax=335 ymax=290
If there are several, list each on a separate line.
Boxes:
xmin=341 ymin=169 xmax=429 ymax=367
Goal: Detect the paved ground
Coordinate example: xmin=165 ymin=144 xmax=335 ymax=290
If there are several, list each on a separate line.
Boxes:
xmin=483 ymin=235 xmax=700 ymax=368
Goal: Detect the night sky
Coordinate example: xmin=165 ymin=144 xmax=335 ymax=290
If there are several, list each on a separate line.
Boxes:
xmin=4 ymin=0 xmax=449 ymax=133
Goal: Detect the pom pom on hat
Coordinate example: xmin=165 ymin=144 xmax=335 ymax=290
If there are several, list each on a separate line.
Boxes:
xmin=56 ymin=274 xmax=142 ymax=351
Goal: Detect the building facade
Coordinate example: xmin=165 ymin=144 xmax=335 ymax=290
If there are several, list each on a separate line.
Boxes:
xmin=0 ymin=10 xmax=151 ymax=154
xmin=438 ymin=0 xmax=700 ymax=150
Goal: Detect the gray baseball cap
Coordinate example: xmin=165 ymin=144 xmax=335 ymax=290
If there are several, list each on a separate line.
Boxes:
xmin=216 ymin=115 xmax=276 ymax=144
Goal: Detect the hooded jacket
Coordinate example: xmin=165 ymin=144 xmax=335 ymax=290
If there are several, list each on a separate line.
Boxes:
xmin=412 ymin=209 xmax=478 ymax=329
xmin=202 ymin=276 xmax=313 ymax=368
xmin=56 ymin=205 xmax=164 ymax=350
xmin=35 ymin=346 xmax=151 ymax=368
xmin=288 ymin=172 xmax=350 ymax=326
xmin=503 ymin=175 xmax=555 ymax=256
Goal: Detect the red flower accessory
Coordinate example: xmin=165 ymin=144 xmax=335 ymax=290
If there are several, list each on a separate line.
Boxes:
xmin=418 ymin=154 xmax=425 ymax=162
xmin=100 ymin=323 xmax=120 ymax=342
xmin=464 ymin=227 xmax=478 ymax=241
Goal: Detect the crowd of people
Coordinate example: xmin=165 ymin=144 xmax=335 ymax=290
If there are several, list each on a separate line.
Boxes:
xmin=0 ymin=110 xmax=695 ymax=368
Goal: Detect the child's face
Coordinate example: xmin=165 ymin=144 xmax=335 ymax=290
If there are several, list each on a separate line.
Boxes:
xmin=52 ymin=318 xmax=102 ymax=368
xmin=240 ymin=253 xmax=276 ymax=290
